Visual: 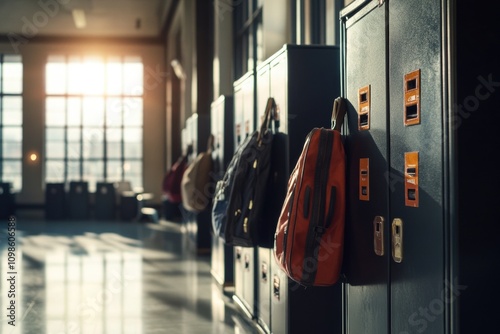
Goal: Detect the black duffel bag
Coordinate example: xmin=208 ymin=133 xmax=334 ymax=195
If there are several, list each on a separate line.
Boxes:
xmin=212 ymin=97 xmax=277 ymax=247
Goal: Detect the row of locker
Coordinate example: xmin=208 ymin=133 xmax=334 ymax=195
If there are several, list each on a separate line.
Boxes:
xmin=208 ymin=44 xmax=343 ymax=333
xmin=341 ymin=0 xmax=499 ymax=333
xmin=181 ymin=0 xmax=499 ymax=332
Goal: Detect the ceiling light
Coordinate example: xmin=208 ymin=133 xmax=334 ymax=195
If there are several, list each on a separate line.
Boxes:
xmin=72 ymin=9 xmax=87 ymax=29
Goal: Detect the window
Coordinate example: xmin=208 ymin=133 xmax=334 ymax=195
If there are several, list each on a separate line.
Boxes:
xmin=234 ymin=0 xmax=264 ymax=79
xmin=0 ymin=55 xmax=23 ymax=192
xmin=45 ymin=55 xmax=143 ymax=192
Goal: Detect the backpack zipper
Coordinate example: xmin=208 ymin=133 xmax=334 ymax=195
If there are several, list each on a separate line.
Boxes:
xmin=301 ymin=129 xmax=334 ymax=284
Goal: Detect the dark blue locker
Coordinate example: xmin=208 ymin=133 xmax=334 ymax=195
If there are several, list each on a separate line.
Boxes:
xmin=257 ymin=248 xmax=271 ymax=333
xmin=232 ymin=70 xmax=259 ymax=320
xmin=94 ymin=182 xmax=116 ymax=220
xmin=259 ymin=44 xmax=342 ymax=334
xmin=68 ymin=181 xmax=89 ymax=220
xmin=210 ymin=95 xmax=235 ymax=290
xmin=341 ymin=2 xmax=390 ymax=333
xmin=0 ymin=182 xmax=15 ymax=219
xmin=45 ymin=183 xmax=65 ymax=220
xmin=341 ymin=0 xmax=500 ymax=333
xmin=183 ymin=113 xmax=212 ymax=254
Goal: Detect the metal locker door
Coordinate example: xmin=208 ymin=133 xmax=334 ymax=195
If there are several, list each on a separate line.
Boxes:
xmin=233 ymin=76 xmax=247 ymax=306
xmin=218 ymin=95 xmax=235 ymax=289
xmin=210 ymin=96 xmax=223 ymax=287
xmin=257 ymin=248 xmax=271 ymax=332
xmin=388 ymin=0 xmax=446 ymax=333
xmin=220 ymin=96 xmax=235 ymax=288
xmin=256 ymin=62 xmax=272 ymax=332
xmin=236 ymin=71 xmax=258 ymax=319
xmin=341 ymin=2 xmax=389 ymax=333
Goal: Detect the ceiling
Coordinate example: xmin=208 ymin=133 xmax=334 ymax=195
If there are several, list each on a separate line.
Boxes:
xmin=0 ymin=0 xmax=173 ymax=39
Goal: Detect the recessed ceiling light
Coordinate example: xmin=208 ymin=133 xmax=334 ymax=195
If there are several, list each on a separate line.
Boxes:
xmin=72 ymin=9 xmax=87 ymax=29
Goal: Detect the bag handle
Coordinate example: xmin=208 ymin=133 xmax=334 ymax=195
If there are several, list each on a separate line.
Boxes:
xmin=206 ymin=134 xmax=214 ymax=153
xmin=331 ymin=97 xmax=347 ymax=131
xmin=258 ymin=97 xmax=277 ymax=142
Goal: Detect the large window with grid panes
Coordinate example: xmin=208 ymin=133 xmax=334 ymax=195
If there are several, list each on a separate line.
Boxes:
xmin=0 ymin=54 xmax=23 ymax=192
xmin=44 ymin=55 xmax=143 ymax=192
xmin=234 ymin=0 xmax=264 ymax=79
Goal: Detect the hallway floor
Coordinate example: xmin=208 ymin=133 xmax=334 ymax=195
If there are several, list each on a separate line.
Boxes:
xmin=0 ymin=216 xmax=256 ymax=334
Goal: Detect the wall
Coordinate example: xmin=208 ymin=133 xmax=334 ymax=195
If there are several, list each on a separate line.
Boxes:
xmin=0 ymin=40 xmax=166 ymax=206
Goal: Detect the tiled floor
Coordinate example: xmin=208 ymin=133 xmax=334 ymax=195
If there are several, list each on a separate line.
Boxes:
xmin=0 ymin=216 xmax=256 ymax=334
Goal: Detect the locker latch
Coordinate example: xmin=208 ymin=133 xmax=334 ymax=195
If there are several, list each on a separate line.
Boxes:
xmin=236 ymin=123 xmax=241 ymax=144
xmin=273 ymin=275 xmax=280 ymax=300
xmin=374 ymin=216 xmax=384 ymax=256
xmin=392 ymin=218 xmax=403 ymax=263
xmin=244 ymin=253 xmax=250 ymax=270
xmin=261 ymin=262 xmax=268 ymax=282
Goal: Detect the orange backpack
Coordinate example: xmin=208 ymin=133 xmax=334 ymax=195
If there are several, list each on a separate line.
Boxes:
xmin=274 ymin=97 xmax=346 ymax=286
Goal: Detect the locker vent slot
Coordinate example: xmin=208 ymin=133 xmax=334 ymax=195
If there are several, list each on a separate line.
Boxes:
xmin=359 ymin=114 xmax=369 ymax=127
xmin=406 ymin=104 xmax=418 ymax=120
xmin=406 ymin=167 xmax=416 ymax=176
xmin=407 ymin=78 xmax=417 ymax=90
xmin=407 ymin=189 xmax=416 ymax=200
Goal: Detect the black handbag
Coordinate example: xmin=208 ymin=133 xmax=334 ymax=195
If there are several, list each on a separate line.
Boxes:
xmin=212 ymin=97 xmax=277 ymax=247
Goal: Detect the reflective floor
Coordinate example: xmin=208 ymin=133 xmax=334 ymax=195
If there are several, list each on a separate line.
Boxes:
xmin=0 ymin=216 xmax=255 ymax=334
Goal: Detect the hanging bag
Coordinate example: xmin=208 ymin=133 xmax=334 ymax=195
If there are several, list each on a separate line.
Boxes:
xmin=274 ymin=97 xmax=347 ymax=286
xmin=181 ymin=135 xmax=214 ymax=213
xmin=212 ymin=97 xmax=277 ymax=246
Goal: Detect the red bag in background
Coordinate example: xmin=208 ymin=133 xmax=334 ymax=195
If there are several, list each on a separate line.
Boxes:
xmin=162 ymin=155 xmax=188 ymax=204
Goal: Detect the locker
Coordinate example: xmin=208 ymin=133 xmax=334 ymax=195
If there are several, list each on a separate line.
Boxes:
xmin=341 ymin=2 xmax=389 ymax=333
xmin=0 ymin=182 xmax=15 ymax=219
xmin=94 ymin=182 xmax=116 ymax=220
xmin=68 ymin=181 xmax=89 ymax=220
xmin=210 ymin=95 xmax=235 ymax=289
xmin=45 ymin=183 xmax=66 ymax=220
xmin=183 ymin=113 xmax=212 ymax=253
xmin=257 ymin=248 xmax=271 ymax=333
xmin=256 ymin=44 xmax=342 ymax=334
xmin=232 ymin=70 xmax=259 ymax=320
xmin=341 ymin=0 xmax=500 ymax=333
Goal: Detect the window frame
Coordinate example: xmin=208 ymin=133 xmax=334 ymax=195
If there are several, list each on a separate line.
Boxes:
xmin=44 ymin=55 xmax=144 ymax=192
xmin=0 ymin=54 xmax=23 ymax=192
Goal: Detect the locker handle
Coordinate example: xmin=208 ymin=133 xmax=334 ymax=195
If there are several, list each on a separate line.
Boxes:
xmin=373 ymin=216 xmax=384 ymax=256
xmin=261 ymin=262 xmax=268 ymax=282
xmin=392 ymin=218 xmax=403 ymax=263
xmin=244 ymin=254 xmax=250 ymax=270
xmin=273 ymin=275 xmax=280 ymax=300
